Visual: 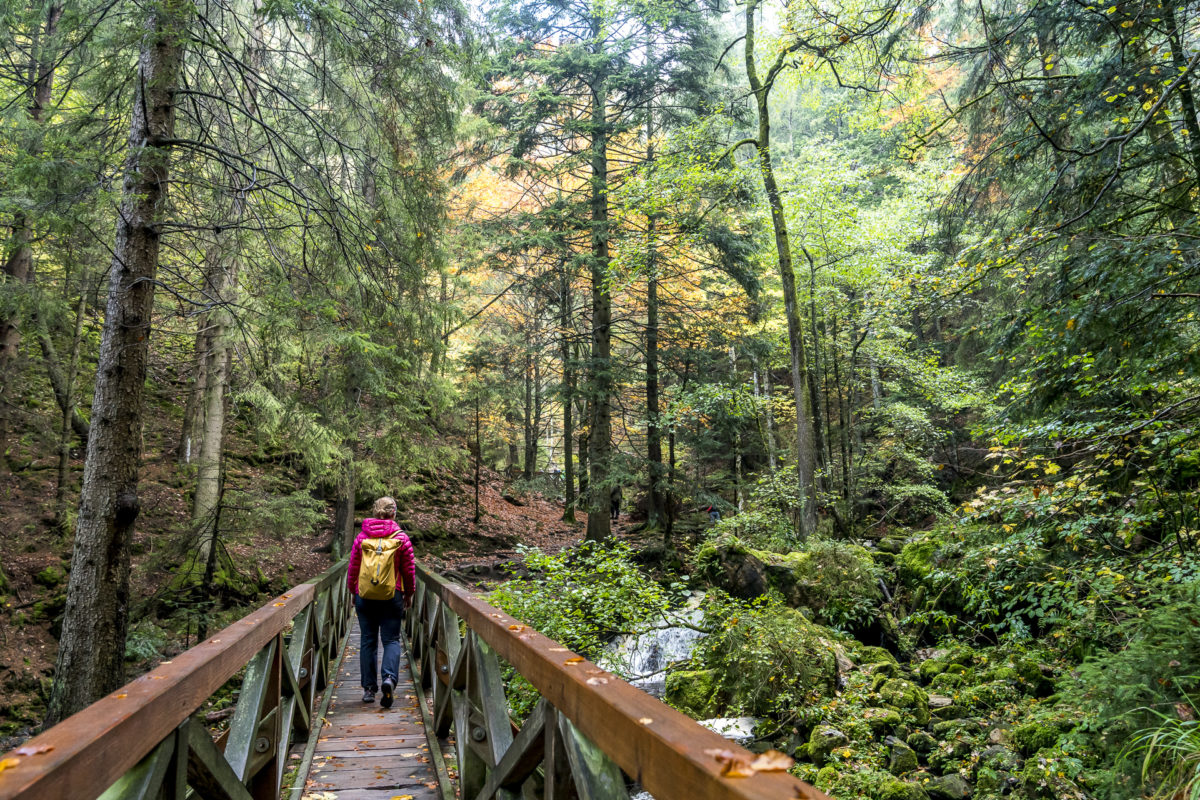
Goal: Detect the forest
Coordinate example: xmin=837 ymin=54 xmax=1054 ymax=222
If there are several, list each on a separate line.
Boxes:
xmin=2 ymin=0 xmax=1199 ymax=797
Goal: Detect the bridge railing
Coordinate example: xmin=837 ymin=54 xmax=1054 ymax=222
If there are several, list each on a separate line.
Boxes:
xmin=0 ymin=558 xmax=351 ymax=800
xmin=407 ymin=566 xmax=829 ymax=800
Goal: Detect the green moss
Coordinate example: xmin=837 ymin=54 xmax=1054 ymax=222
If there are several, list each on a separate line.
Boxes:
xmin=877 ymin=778 xmax=930 ymax=800
xmin=879 ymin=679 xmax=930 ymax=725
xmin=959 ymin=680 xmax=1019 ymax=713
xmin=34 ymin=565 xmax=65 ymax=588
xmin=858 ymin=645 xmax=900 ymax=666
xmin=809 ymin=725 xmax=850 ymax=763
xmin=898 ymin=539 xmax=938 ymax=584
xmin=664 ymin=669 xmax=719 ymax=718
xmin=930 ymin=672 xmax=966 ymax=691
xmin=919 ymin=659 xmax=947 ymax=683
xmin=1012 ymin=721 xmax=1059 ymax=756
xmin=816 ymin=766 xmax=840 ymax=791
xmin=864 ymin=707 xmax=903 ymax=737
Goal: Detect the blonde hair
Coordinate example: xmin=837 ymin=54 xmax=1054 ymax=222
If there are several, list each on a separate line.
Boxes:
xmin=372 ymin=496 xmax=398 ymax=519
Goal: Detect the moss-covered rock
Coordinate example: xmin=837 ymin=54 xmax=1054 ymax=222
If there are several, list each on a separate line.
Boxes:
xmin=887 ymin=736 xmax=919 ymax=775
xmin=809 ymin=726 xmax=850 ymax=763
xmin=864 ymin=707 xmax=903 ymax=737
xmin=879 ymin=678 xmax=931 ymax=725
xmin=664 ymin=669 xmax=719 ymax=718
xmin=930 ymin=672 xmax=966 ymax=691
xmin=877 ymin=778 xmax=930 ymax=800
xmin=1011 ymin=722 xmax=1058 ymax=756
xmin=907 ymin=730 xmax=937 ymax=753
xmin=815 ymin=765 xmax=840 ymax=792
xmin=859 ymin=645 xmax=901 ymax=666
xmin=926 ymin=774 xmax=972 ymax=800
xmin=898 ymin=539 xmax=939 ymax=584
xmin=959 ymin=680 xmax=1020 ymax=713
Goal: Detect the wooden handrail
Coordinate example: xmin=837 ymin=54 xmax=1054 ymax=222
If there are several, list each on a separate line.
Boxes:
xmin=0 ymin=559 xmax=350 ymax=800
xmin=410 ymin=565 xmax=829 ymax=800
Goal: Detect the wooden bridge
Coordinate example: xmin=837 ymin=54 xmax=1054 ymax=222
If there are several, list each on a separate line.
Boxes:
xmin=0 ymin=560 xmax=828 ymax=800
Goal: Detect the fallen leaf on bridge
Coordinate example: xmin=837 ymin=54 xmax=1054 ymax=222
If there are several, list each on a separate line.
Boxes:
xmin=564 ymin=657 xmax=584 ymax=665
xmin=586 ymin=677 xmax=609 ymax=685
xmin=0 ymin=757 xmax=20 ymax=773
xmin=14 ymin=744 xmax=53 ymax=756
xmin=508 ymin=624 xmax=527 ymax=631
xmin=391 ymin=795 xmax=414 ymax=800
xmin=638 ymin=718 xmax=653 ymax=725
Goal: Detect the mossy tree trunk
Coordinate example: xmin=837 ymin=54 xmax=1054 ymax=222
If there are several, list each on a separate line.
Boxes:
xmin=47 ymin=0 xmax=192 ymax=725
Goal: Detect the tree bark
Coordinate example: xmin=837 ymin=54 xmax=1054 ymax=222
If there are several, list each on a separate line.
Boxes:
xmin=744 ymin=2 xmax=818 ymax=538
xmin=47 ymin=0 xmax=191 ymax=725
xmin=560 ymin=268 xmax=576 ymax=522
xmin=523 ymin=328 xmax=534 ymax=480
xmin=584 ymin=31 xmax=613 ymax=542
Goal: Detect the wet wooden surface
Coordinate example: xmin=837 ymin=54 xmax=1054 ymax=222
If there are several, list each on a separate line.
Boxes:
xmin=302 ymin=618 xmax=442 ymax=800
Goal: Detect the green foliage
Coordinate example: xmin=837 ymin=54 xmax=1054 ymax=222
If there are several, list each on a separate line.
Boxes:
xmin=694 ymin=595 xmax=839 ymax=719
xmin=487 ymin=542 xmax=671 ymax=661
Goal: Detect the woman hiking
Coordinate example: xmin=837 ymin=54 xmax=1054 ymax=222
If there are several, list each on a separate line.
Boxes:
xmin=346 ymin=496 xmax=416 ymax=708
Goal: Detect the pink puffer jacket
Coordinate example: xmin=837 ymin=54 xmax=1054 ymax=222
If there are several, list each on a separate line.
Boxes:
xmin=347 ymin=518 xmax=416 ymax=597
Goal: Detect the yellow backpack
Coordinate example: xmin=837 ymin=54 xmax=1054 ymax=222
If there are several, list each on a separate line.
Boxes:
xmin=358 ymin=536 xmax=403 ymax=600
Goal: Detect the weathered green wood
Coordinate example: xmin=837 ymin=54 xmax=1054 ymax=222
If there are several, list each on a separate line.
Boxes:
xmin=247 ymin=637 xmax=282 ymax=800
xmin=95 ymin=737 xmax=172 ymax=800
xmin=185 ymin=719 xmax=255 ymax=800
xmin=558 ymin=716 xmax=628 ymax=800
xmin=223 ymin=638 xmax=277 ymax=783
xmin=470 ymin=635 xmax=515 ymax=764
xmin=473 ymin=699 xmax=548 ymax=800
xmin=454 ymin=677 xmax=487 ymax=800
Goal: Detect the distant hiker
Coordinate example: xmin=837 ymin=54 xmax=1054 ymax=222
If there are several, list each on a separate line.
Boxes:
xmin=706 ymin=504 xmax=721 ymax=524
xmin=347 ymin=496 xmax=415 ymax=709
xmin=610 ymin=485 xmax=623 ymax=522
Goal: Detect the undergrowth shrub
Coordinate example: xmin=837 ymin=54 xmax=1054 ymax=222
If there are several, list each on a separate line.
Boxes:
xmin=693 ymin=594 xmax=839 ymax=721
xmin=488 ymin=542 xmax=673 ymax=718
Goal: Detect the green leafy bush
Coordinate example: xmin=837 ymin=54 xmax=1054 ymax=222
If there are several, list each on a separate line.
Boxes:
xmin=694 ymin=595 xmax=839 ymax=719
xmin=487 ymin=541 xmax=670 ymax=660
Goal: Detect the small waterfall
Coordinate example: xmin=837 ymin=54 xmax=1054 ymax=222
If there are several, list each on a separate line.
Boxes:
xmin=602 ymin=599 xmax=705 ymax=697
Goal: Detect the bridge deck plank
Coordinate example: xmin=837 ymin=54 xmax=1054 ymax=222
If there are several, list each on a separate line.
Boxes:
xmin=301 ymin=617 xmax=441 ymax=800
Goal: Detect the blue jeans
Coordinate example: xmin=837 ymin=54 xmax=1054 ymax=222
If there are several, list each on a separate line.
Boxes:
xmin=355 ymin=594 xmax=405 ymax=691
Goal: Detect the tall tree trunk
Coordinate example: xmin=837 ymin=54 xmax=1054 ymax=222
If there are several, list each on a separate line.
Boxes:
xmin=47 ymin=0 xmax=190 ymax=725
xmin=54 ymin=294 xmax=86 ymax=530
xmin=560 ymin=269 xmax=576 ymax=522
xmin=802 ymin=248 xmax=827 ymax=486
xmin=585 ymin=37 xmax=613 ymax=542
xmin=192 ymin=319 xmax=231 ymax=569
xmin=178 ymin=324 xmax=208 ymax=464
xmin=744 ymin=3 xmax=818 ymax=538
xmin=730 ymin=347 xmax=744 ymax=511
xmin=645 ymin=105 xmax=667 ymax=532
xmin=0 ymin=2 xmax=63 ymax=471
xmin=523 ymin=328 xmax=534 ymax=480
xmin=473 ymin=396 xmax=481 ymax=524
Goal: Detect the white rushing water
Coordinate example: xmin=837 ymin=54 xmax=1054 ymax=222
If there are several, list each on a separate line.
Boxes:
xmin=601 ymin=599 xmax=706 ymax=697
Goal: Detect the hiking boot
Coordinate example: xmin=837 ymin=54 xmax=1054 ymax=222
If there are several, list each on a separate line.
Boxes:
xmin=362 ymin=689 xmax=376 ymax=704
xmin=380 ymin=679 xmax=394 ymax=709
